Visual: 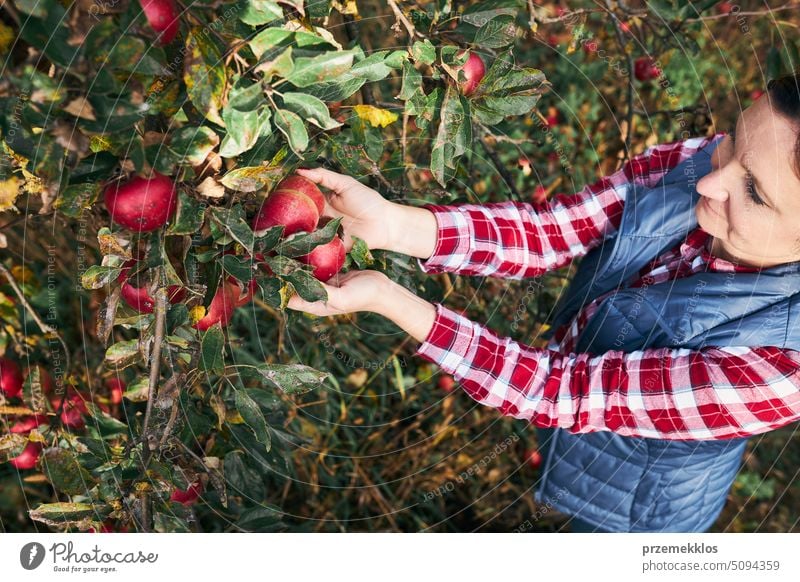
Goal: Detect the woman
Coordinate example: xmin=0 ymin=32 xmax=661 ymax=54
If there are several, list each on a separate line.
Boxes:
xmin=287 ymin=71 xmax=800 ymax=533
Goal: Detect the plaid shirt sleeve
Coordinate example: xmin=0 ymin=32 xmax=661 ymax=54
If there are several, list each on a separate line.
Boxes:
xmin=417 ymin=135 xmax=723 ymax=279
xmin=416 ymin=304 xmax=800 ymax=440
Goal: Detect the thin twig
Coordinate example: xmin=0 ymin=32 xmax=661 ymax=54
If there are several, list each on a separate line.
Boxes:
xmin=0 ymin=262 xmax=70 ymax=374
xmin=605 ymin=1 xmax=635 ymax=167
xmin=387 ymin=0 xmax=420 ymax=40
xmin=141 ymin=279 xmax=168 ymax=469
xmin=478 ymin=128 xmax=522 ymax=202
xmin=686 ymin=2 xmax=800 ymax=22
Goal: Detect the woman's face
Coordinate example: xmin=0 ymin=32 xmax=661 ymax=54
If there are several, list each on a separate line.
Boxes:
xmin=695 ymin=95 xmax=800 ymax=268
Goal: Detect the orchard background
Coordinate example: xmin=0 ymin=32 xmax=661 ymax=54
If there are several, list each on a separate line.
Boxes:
xmin=1 ymin=0 xmax=799 ymax=533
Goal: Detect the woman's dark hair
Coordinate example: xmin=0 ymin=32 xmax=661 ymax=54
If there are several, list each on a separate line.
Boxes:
xmin=767 ymin=70 xmax=800 ymax=181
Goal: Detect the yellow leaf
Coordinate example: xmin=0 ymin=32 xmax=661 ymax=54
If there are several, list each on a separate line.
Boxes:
xmin=332 ymin=0 xmax=359 ymax=16
xmin=353 ymin=104 xmax=399 ymax=128
xmin=90 ymin=135 xmax=112 ymax=153
xmin=189 ymin=305 xmax=206 ymax=324
xmin=0 ymin=176 xmax=22 ymax=213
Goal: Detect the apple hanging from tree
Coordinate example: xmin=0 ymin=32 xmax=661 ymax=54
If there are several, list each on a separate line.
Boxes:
xmin=634 ymin=57 xmax=661 ymax=82
xmin=170 ymin=480 xmax=203 ymax=505
xmin=454 ymin=50 xmax=485 ymax=96
xmin=50 ymin=388 xmax=89 ymax=430
xmin=438 ymin=374 xmax=456 ymax=393
xmin=253 ymin=174 xmax=326 ymax=237
xmin=0 ymin=356 xmax=24 ymax=399
xmin=117 ymin=260 xmax=187 ymax=314
xmin=139 ymin=0 xmax=180 ymax=45
xmin=10 ymin=414 xmax=49 ymax=434
xmin=524 ymin=448 xmax=543 ymax=470
xmin=9 ymin=441 xmax=42 ymax=470
xmin=297 ymin=218 xmax=346 ymax=282
xmin=105 ymin=378 xmax=125 ymax=405
xmin=104 ymin=172 xmax=178 ymax=232
xmin=192 ymin=278 xmax=240 ymax=331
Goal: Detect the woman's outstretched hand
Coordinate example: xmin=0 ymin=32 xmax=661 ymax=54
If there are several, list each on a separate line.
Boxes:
xmin=295 ymin=167 xmax=438 ymax=260
xmin=295 ymin=167 xmax=395 ymax=251
xmin=286 ymin=270 xmax=391 ymax=317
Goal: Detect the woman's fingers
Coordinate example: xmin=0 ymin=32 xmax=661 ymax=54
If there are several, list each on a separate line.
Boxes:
xmin=296 ymin=167 xmax=361 ymax=195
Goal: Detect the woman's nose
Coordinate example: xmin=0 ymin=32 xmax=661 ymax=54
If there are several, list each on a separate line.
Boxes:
xmin=696 ymin=168 xmax=731 ymax=202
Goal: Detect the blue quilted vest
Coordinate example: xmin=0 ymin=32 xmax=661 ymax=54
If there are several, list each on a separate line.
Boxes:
xmin=534 ymin=135 xmax=800 ymax=532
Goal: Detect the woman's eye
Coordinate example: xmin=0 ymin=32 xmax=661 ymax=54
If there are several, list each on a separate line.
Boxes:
xmin=731 ymin=129 xmax=767 ymax=207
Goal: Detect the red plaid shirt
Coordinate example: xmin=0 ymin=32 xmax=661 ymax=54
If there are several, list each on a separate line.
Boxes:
xmin=414 ymin=133 xmax=800 ymax=440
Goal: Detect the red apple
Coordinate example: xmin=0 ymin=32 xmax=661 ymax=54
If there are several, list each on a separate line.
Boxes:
xmin=454 ymin=50 xmax=485 ymax=96
xmin=272 ymin=175 xmax=325 ymax=215
xmin=619 ymin=21 xmax=631 ymax=34
xmin=545 ymin=106 xmax=560 ymax=128
xmin=10 ymin=414 xmax=49 ymax=434
xmin=716 ymin=2 xmax=735 ymax=15
xmin=105 ymin=378 xmax=125 ymax=405
xmin=139 ymin=0 xmax=180 ymax=45
xmin=438 ymin=374 xmax=456 ymax=393
xmin=525 ymin=448 xmax=543 ymax=470
xmin=50 ymin=388 xmax=88 ymax=430
xmin=583 ymin=39 xmax=599 ymax=54
xmin=252 ymin=174 xmax=326 ymax=238
xmin=297 ymin=226 xmax=346 ymax=282
xmin=0 ymin=356 xmax=24 ymax=399
xmin=9 ymin=441 xmax=42 ymax=470
xmin=192 ymin=279 xmax=240 ymax=331
xmin=170 ymin=480 xmax=203 ymax=505
xmin=104 ymin=172 xmax=178 ymax=232
xmin=750 ymin=89 xmax=765 ymax=101
xmin=117 ymin=260 xmax=186 ymax=314
xmin=634 ymin=57 xmax=661 ymax=82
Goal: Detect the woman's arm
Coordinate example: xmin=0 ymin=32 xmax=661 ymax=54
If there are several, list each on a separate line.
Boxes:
xmin=413 ymin=134 xmax=723 ymax=279
xmin=372 ymin=282 xmax=800 ymax=441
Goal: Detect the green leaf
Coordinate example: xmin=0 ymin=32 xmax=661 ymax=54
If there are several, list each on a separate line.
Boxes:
xmin=167 ymin=191 xmax=206 ymax=236
xmin=398 ymin=60 xmax=424 ymax=101
xmin=221 ymin=254 xmax=256 ymax=282
xmin=220 ymin=165 xmax=284 ymax=192
xmin=81 ymin=265 xmax=122 ymax=290
xmin=55 ymin=183 xmax=101 ymax=219
xmin=256 ymin=363 xmax=331 ymax=395
xmin=235 ymin=389 xmax=272 ymax=452
xmin=348 ymin=236 xmax=374 ymax=269
xmin=29 ymin=502 xmax=111 ymax=527
xmin=105 ymin=36 xmax=168 ymax=75
xmin=104 ymin=339 xmax=142 ymax=369
xmin=285 ymin=49 xmax=358 ymax=88
xmin=209 ymin=205 xmax=255 ymax=253
xmin=273 ymin=108 xmax=309 ymax=155
xmin=412 ymin=40 xmax=436 ymax=65
xmin=283 ymin=270 xmax=327 ymax=302
xmin=274 ymin=217 xmax=341 ymax=257
xmin=431 ymin=86 xmax=471 ymax=187
xmin=239 ymin=0 xmax=284 ymax=26
xmin=474 ymin=15 xmax=517 ymax=48
xmin=184 ymin=28 xmax=227 ymax=126
xmin=346 ymin=50 xmax=400 ymax=82
xmin=281 ymin=93 xmax=342 ymax=130
xmin=254 ymin=46 xmax=295 ymax=82
xmin=200 ymin=324 xmax=226 ymax=375
xmin=83 ymin=402 xmax=129 ymax=437
xmin=220 ymin=107 xmax=272 ymax=158
xmin=169 ymin=126 xmax=220 ymax=165
xmin=249 ymin=28 xmax=294 ymax=60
